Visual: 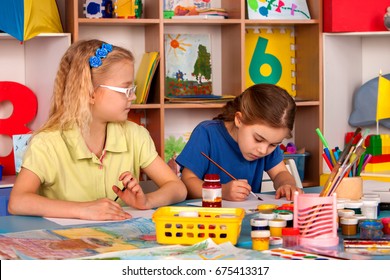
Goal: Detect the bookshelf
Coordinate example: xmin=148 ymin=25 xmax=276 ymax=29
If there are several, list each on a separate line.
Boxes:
xmin=323 ymin=32 xmax=390 ymax=177
xmin=65 ymin=0 xmax=323 ymax=187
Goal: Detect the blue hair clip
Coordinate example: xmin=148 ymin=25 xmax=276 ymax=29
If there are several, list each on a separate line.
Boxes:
xmin=89 ymin=43 xmax=113 ymax=68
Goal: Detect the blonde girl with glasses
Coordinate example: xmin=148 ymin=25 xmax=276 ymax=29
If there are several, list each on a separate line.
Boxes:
xmin=9 ymin=40 xmax=187 ymax=220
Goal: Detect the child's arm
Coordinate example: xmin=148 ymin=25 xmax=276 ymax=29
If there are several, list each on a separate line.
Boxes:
xmin=267 ymin=161 xmax=304 ymax=200
xmin=117 ymin=156 xmax=187 ymax=209
xmin=181 ymin=167 xmax=252 ymax=201
xmin=8 ymin=168 xmax=131 ymax=220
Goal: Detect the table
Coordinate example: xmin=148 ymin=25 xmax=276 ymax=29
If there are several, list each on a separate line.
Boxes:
xmin=0 ymin=187 xmax=389 ymax=260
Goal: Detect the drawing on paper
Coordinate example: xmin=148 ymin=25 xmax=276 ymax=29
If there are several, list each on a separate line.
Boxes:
xmin=165 ymin=33 xmax=212 ymax=97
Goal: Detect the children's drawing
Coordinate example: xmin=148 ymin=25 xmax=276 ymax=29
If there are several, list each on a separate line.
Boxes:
xmin=247 ymin=0 xmax=311 ymax=20
xmin=165 ymin=134 xmax=190 ymax=176
xmin=80 ymin=239 xmax=277 ymax=260
xmin=0 ymin=218 xmax=157 ymax=260
xmin=165 ymin=33 xmax=212 ymax=97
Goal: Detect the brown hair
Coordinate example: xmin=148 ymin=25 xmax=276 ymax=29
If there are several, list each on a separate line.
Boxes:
xmin=36 ymin=39 xmax=134 ymax=135
xmin=214 ymin=84 xmax=296 ymax=137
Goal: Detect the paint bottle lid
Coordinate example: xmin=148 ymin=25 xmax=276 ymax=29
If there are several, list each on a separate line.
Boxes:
xmin=276 ymin=212 xmax=293 ymax=220
xmin=257 ymin=211 xmax=276 ymax=220
xmin=344 ymin=200 xmax=363 ymax=209
xmin=251 ymin=218 xmax=268 ymax=227
xmin=338 ymin=209 xmax=355 ymax=217
xmin=281 ymin=227 xmax=300 ymax=236
xmin=251 ymin=230 xmax=271 ymax=238
xmin=257 ymin=204 xmax=278 ymax=211
xmin=269 ymin=236 xmax=283 ymax=245
xmin=268 ymin=219 xmax=287 ymax=227
xmin=340 ymin=217 xmax=358 ymax=225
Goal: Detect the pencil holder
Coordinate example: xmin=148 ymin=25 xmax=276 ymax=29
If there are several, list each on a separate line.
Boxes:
xmin=293 ymin=192 xmax=339 ymax=247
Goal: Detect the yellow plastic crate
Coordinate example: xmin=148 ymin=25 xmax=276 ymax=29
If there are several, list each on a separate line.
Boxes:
xmin=152 ymin=206 xmax=245 ymax=245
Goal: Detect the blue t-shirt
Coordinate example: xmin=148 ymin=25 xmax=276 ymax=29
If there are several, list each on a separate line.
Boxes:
xmin=175 ymin=120 xmax=283 ymax=193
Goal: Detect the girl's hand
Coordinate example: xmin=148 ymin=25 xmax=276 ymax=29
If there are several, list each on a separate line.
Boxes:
xmin=275 ymin=184 xmax=303 ymax=200
xmin=112 ymin=171 xmax=150 ymax=210
xmin=78 ymin=198 xmax=131 ymax=220
xmin=222 ymin=179 xmax=251 ymax=201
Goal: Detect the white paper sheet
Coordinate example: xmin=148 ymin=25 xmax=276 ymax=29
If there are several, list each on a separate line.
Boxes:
xmin=45 ymin=207 xmax=155 ymax=226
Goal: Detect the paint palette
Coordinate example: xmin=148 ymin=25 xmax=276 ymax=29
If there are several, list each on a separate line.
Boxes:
xmin=262 ymin=248 xmax=339 ymax=260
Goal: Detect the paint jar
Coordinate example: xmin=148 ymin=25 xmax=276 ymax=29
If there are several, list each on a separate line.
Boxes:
xmin=276 ymin=212 xmax=294 ymax=227
xmin=282 ymin=227 xmax=300 ymax=248
xmin=250 ymin=218 xmax=269 ymax=231
xmin=268 ymin=219 xmax=287 ymax=237
xmin=354 ymin=214 xmax=367 ymax=233
xmin=251 ymin=230 xmax=270 ymax=251
xmin=337 ymin=209 xmax=355 ymax=228
xmin=362 ymin=194 xmax=381 ymax=217
xmin=344 ymin=200 xmax=363 ymax=215
xmin=340 ymin=217 xmax=358 ymax=236
xmin=257 ymin=210 xmax=276 ymax=221
xmin=336 ymin=202 xmax=345 ymax=226
xmin=202 ymin=174 xmax=222 ymax=208
xmin=381 ymin=217 xmax=390 ymax=235
xmin=335 ymin=176 xmax=363 ymax=200
xmin=359 ymin=220 xmax=384 ymax=239
xmin=361 ymin=200 xmax=379 ymax=219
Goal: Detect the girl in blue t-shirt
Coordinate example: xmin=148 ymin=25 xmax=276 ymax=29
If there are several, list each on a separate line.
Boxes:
xmin=176 ymin=84 xmax=303 ymax=201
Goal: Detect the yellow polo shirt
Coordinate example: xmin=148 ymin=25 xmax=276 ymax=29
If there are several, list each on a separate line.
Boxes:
xmin=22 ymin=122 xmax=158 ymax=203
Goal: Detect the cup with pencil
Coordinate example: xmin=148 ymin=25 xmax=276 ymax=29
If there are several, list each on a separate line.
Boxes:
xmin=316 ymin=127 xmax=371 ymax=199
xmin=291 ymin=128 xmax=371 ymax=245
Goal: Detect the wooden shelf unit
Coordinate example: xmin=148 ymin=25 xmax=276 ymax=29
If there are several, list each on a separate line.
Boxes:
xmin=65 ymin=0 xmax=323 ymax=187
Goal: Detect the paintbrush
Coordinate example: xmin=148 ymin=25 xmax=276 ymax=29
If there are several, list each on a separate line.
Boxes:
xmin=320 ymin=127 xmax=362 ymax=197
xmin=200 ymin=152 xmax=263 ymax=201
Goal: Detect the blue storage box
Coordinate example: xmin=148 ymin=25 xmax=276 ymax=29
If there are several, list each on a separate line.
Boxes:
xmin=283 ymin=152 xmax=310 ymax=181
xmin=0 ymin=187 xmax=12 ymax=216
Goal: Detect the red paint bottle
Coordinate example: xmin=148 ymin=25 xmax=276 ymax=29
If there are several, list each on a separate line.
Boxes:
xmin=202 ymin=174 xmax=222 ymax=208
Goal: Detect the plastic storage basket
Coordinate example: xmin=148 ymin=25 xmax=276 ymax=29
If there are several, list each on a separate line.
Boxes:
xmin=152 ymin=206 xmax=245 ymax=245
xmin=283 ymin=152 xmax=310 ymax=180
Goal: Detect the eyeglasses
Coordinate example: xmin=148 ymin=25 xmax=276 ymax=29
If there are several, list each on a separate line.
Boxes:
xmin=99 ymin=85 xmax=137 ymax=98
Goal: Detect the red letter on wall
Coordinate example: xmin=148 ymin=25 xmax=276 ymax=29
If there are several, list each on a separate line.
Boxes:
xmin=0 ymin=81 xmax=37 ymax=175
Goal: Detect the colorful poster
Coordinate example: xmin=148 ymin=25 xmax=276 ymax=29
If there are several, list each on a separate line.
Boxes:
xmin=165 ymin=33 xmax=212 ymax=97
xmin=245 ymin=27 xmax=296 ymax=96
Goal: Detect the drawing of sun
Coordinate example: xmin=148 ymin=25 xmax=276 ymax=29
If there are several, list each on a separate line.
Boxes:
xmin=167 ymin=34 xmax=192 ymax=57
